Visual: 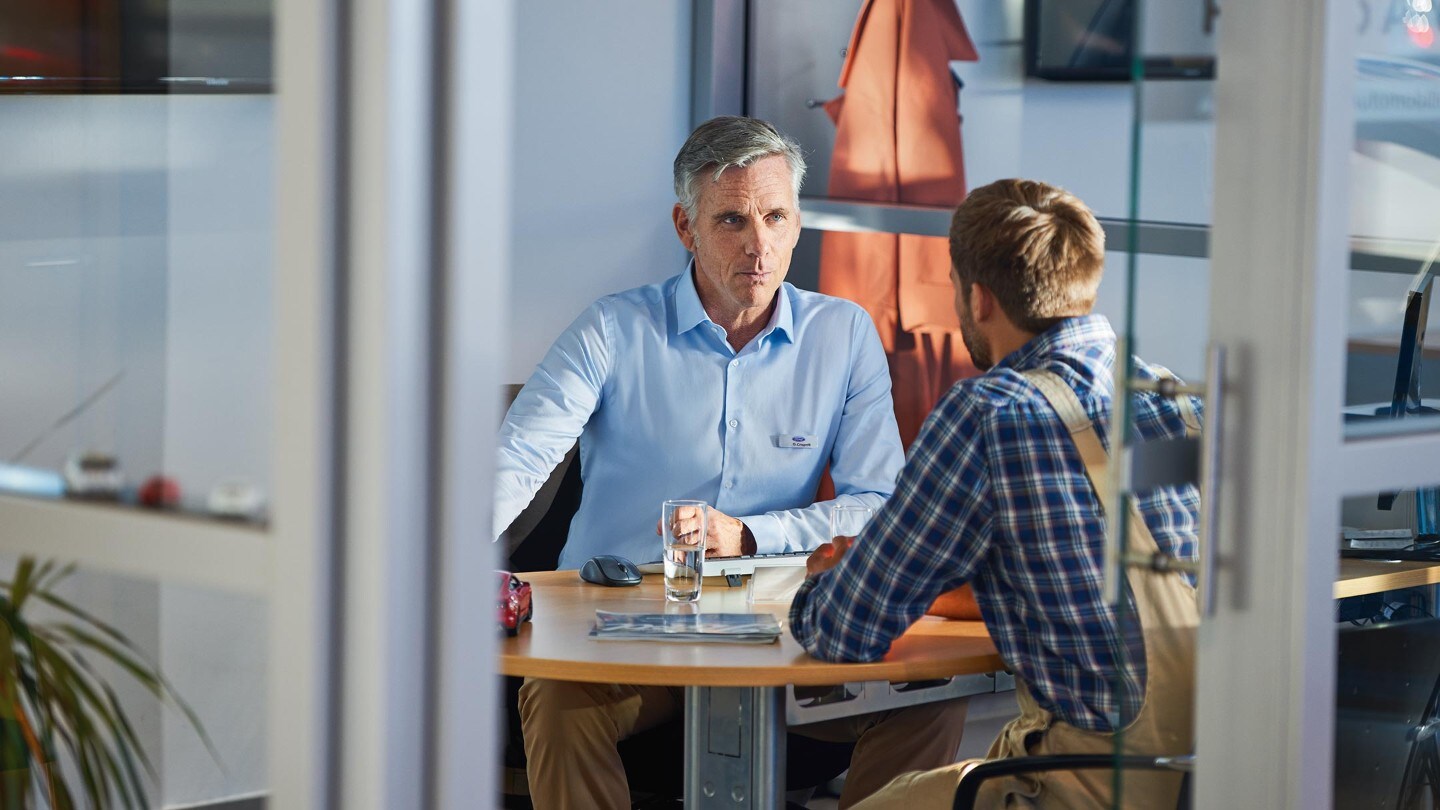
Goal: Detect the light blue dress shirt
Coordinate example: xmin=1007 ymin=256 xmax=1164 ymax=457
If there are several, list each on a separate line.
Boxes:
xmin=495 ymin=266 xmax=905 ymax=570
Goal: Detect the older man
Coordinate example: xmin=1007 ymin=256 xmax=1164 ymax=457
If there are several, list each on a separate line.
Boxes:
xmin=494 ymin=115 xmax=902 ymax=565
xmin=792 ymin=179 xmax=1202 ymax=809
xmin=502 ymin=116 xmax=968 ymax=809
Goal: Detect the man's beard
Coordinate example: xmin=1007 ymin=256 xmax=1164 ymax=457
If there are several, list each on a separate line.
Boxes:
xmin=958 ymin=301 xmax=994 ymax=371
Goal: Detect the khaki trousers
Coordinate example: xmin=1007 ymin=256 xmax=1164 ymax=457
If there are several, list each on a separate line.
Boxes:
xmin=519 ymin=677 xmax=969 ymax=810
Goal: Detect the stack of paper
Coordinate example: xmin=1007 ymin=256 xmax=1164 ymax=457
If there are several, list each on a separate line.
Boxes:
xmin=589 ymin=610 xmax=782 ymax=644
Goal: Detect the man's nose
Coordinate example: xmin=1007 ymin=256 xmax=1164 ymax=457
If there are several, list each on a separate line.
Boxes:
xmin=743 ymin=221 xmax=771 ymax=257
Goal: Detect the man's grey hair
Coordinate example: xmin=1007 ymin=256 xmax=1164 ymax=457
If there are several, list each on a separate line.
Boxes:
xmin=673 ymin=116 xmax=807 ymax=217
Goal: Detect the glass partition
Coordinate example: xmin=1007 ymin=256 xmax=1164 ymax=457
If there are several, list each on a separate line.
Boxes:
xmin=1344 ymin=4 xmax=1440 ymax=440
xmin=1334 ymin=483 xmax=1440 ymax=807
xmin=1105 ymin=0 xmax=1220 ymax=803
xmin=0 ymin=6 xmax=274 ymax=523
xmin=0 ymin=556 xmax=266 ymax=806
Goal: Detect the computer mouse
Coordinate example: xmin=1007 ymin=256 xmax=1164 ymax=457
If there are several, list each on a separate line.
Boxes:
xmin=579 ymin=554 xmax=643 ymax=587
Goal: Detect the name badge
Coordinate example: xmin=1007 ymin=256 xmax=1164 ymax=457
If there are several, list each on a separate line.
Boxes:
xmin=773 ymin=434 xmax=819 ymax=449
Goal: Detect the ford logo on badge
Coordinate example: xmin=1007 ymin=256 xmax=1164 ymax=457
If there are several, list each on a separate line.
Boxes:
xmin=792 ymin=436 xmax=805 ymax=443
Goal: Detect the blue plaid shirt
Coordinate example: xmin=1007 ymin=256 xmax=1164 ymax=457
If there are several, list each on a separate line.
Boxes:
xmin=789 ymin=315 xmax=1201 ymax=732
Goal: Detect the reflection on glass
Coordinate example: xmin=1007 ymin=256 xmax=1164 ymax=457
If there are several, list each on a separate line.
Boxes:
xmin=0 ymin=1 xmax=273 ymax=94
xmin=1335 ymin=483 xmax=1440 ymax=806
xmin=1347 ymin=7 xmax=1440 ymax=439
xmin=0 ymin=557 xmax=266 ymax=804
xmin=1341 ymin=488 xmax=1440 ymax=559
xmin=1345 ymin=249 xmax=1440 ymax=438
xmin=0 ymin=4 xmax=274 ymax=521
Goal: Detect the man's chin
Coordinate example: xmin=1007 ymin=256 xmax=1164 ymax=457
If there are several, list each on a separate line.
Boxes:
xmin=734 ymin=280 xmax=777 ymax=303
xmin=960 ymin=331 xmax=992 ymax=371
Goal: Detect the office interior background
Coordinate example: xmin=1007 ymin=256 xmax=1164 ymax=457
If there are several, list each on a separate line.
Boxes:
xmin=0 ymin=0 xmax=1437 ymax=807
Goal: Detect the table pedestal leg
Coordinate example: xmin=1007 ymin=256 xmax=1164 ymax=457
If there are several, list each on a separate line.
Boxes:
xmin=684 ymin=685 xmax=786 ymax=808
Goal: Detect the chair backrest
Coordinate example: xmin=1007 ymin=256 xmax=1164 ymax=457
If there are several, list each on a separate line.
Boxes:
xmin=499 ymin=384 xmax=583 ymax=572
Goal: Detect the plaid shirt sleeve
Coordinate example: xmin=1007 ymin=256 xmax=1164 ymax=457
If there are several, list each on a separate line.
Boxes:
xmin=789 ymin=384 xmax=994 ymax=663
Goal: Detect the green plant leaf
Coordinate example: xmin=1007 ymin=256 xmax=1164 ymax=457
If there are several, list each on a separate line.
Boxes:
xmin=0 ymin=558 xmax=217 ymax=808
xmin=58 ymin=646 xmax=156 ymax=782
xmin=53 ymin=623 xmax=222 ymax=767
xmin=27 ymin=591 xmax=140 ymax=660
xmin=38 ymin=640 xmax=154 ymax=808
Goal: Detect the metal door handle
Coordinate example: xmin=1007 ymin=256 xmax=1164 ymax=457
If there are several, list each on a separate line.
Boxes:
xmin=1104 ymin=341 xmax=1132 ymax=604
xmin=1197 ymin=344 xmax=1225 ymax=616
xmin=1107 ymin=341 xmax=1223 ymax=612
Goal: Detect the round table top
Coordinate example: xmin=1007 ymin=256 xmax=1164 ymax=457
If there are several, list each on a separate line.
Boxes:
xmin=498 ymin=570 xmax=1004 ymax=687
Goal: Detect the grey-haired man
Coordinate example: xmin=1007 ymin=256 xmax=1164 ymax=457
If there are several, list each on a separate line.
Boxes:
xmin=501 ymin=116 xmax=968 ymax=808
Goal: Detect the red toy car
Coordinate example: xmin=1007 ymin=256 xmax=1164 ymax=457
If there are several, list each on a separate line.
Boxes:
xmin=498 ymin=571 xmax=533 ymax=636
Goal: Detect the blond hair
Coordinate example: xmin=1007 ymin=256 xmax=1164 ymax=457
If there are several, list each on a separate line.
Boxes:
xmin=948 ymin=179 xmax=1104 ymax=333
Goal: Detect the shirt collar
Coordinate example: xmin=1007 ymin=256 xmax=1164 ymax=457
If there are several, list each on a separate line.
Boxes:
xmin=761 ymin=284 xmax=794 ymax=344
xmin=672 ymin=261 xmax=794 ymax=344
xmin=674 ymin=261 xmax=710 ymax=336
xmin=995 ymin=314 xmax=1115 ymax=371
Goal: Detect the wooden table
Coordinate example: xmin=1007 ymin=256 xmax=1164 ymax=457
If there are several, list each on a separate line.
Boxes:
xmin=1336 ymin=558 xmax=1440 ymax=599
xmin=499 ymin=571 xmax=1003 ymax=809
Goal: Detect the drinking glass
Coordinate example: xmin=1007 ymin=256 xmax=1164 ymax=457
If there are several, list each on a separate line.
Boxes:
xmin=662 ymin=499 xmax=707 ymax=602
xmin=830 ymin=504 xmax=875 ymax=543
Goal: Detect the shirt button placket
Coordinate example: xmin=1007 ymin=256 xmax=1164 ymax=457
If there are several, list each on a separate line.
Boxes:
xmin=721 ymin=357 xmax=741 ymax=505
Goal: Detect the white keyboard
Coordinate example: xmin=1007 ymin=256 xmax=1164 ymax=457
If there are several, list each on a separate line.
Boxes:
xmin=1342 ymin=527 xmax=1414 ymax=549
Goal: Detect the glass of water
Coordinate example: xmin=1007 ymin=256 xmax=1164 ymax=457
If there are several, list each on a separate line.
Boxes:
xmin=830 ymin=504 xmax=875 ymax=543
xmin=662 ymin=499 xmax=707 ymax=602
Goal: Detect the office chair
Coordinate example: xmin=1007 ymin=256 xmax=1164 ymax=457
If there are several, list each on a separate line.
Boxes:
xmin=950 ymin=754 xmax=1192 ymax=810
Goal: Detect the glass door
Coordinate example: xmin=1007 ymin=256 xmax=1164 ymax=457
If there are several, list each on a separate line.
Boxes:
xmin=1102 ymin=0 xmax=1218 ymax=805
xmin=1185 ymin=0 xmax=1440 ymax=805
xmin=0 ymin=4 xmax=276 ymax=808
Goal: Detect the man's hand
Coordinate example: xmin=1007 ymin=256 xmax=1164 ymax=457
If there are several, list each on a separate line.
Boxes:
xmin=655 ymin=506 xmax=757 ymax=557
xmin=805 ymin=536 xmax=854 ymax=578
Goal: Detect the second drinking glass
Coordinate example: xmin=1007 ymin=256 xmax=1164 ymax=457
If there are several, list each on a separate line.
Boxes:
xmin=830 ymin=504 xmax=875 ymax=543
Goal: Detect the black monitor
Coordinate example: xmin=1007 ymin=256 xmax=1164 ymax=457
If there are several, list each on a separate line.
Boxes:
xmin=1389 ymin=266 xmax=1436 ymax=419
xmin=1378 ymin=262 xmax=1437 ymax=510
xmin=1023 ymin=0 xmax=1215 ymax=81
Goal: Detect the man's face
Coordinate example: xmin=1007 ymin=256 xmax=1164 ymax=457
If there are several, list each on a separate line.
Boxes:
xmin=674 ymin=154 xmax=800 ymax=321
xmin=953 ymin=268 xmax=995 ymax=371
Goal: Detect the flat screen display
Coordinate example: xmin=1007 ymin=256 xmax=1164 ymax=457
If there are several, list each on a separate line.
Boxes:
xmin=1024 ymin=0 xmax=1215 ymax=81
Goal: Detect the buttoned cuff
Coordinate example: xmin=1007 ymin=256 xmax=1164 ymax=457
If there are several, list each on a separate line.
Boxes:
xmin=743 ymin=513 xmax=787 ymax=555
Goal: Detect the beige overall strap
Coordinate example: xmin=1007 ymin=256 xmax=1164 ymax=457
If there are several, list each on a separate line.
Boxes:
xmin=1152 ymin=366 xmax=1202 ymax=439
xmin=1022 ymin=369 xmax=1113 ymax=508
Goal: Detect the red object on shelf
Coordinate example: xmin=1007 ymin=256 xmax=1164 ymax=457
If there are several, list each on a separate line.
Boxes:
xmin=138 ymin=475 xmax=181 ymax=509
xmin=497 ymin=571 xmax=533 ymax=636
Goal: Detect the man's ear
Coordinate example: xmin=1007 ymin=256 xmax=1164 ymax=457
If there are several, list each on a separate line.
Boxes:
xmin=969 ymin=282 xmax=998 ymax=322
xmin=673 ymin=204 xmax=696 ymax=252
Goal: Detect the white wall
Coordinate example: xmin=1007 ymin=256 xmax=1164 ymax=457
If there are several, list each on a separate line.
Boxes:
xmin=163 ymin=97 xmax=274 ymax=500
xmin=0 ymin=97 xmax=169 ymax=481
xmin=160 ymin=96 xmax=273 ymax=805
xmin=507 ymin=0 xmax=693 ymax=382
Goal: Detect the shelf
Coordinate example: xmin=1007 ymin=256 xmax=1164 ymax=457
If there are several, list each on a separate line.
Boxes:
xmin=799 ymin=198 xmax=1432 ymax=274
xmin=0 ymin=494 xmax=267 ymax=593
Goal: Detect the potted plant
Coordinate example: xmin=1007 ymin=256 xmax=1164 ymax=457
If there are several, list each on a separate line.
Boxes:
xmin=0 ymin=557 xmax=215 ymax=808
